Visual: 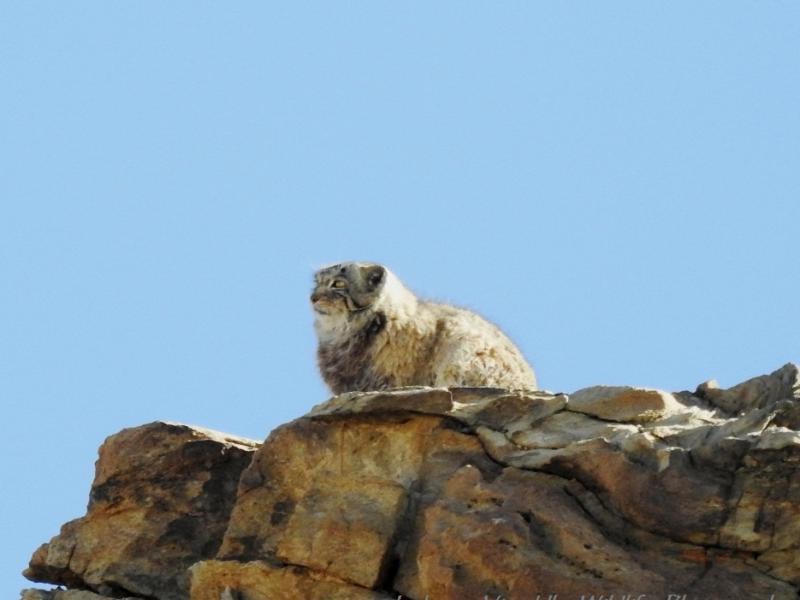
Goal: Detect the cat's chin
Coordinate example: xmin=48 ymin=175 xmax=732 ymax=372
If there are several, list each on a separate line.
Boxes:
xmin=313 ymin=308 xmax=347 ymax=323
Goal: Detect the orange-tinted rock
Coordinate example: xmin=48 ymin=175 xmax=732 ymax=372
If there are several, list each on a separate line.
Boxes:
xmin=189 ymin=560 xmax=390 ymax=600
xmin=218 ymin=413 xmax=491 ymax=590
xmin=22 ymin=590 xmax=142 ymax=600
xmin=24 ymin=422 xmax=259 ymax=600
xmin=23 ymin=364 xmax=800 ymax=600
xmin=394 ymin=465 xmax=669 ymax=599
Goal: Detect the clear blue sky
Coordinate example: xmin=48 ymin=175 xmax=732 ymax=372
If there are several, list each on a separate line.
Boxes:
xmin=2 ymin=3 xmax=798 ymax=596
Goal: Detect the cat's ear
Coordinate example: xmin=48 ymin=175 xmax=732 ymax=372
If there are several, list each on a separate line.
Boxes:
xmin=362 ymin=264 xmax=386 ymax=290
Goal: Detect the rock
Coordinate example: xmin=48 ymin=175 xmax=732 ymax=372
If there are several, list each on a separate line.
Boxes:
xmin=509 ymin=410 xmax=639 ymax=448
xmin=697 ymin=362 xmax=800 ymax=414
xmin=189 ymin=560 xmax=391 ymax=600
xmin=309 ymin=387 xmax=453 ymax=418
xmin=21 ymin=590 xmax=143 ymax=600
xmin=216 ymin=381 xmax=798 ymax=598
xmin=217 ymin=413 xmax=492 ymax=591
xmin=393 ymin=464 xmax=671 ymax=600
xmin=449 ymin=388 xmax=567 ymax=433
xmin=719 ymin=436 xmax=800 ymax=562
xmin=756 ymin=427 xmax=800 ymax=450
xmin=545 ymin=438 xmax=731 ymax=545
xmin=24 ymin=365 xmax=800 ymax=600
xmin=568 ymin=385 xmax=685 ymax=422
xmin=23 ymin=422 xmax=259 ymax=600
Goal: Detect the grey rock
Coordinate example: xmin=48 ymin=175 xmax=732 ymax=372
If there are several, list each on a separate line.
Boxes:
xmin=509 ymin=411 xmax=639 ymax=449
xmin=569 ymin=385 xmax=686 ymax=422
xmin=697 ymin=362 xmax=800 ymax=414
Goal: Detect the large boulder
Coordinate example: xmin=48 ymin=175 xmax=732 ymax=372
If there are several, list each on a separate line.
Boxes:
xmin=24 ymin=422 xmax=259 ymax=600
xmin=23 ymin=364 xmax=800 ymax=599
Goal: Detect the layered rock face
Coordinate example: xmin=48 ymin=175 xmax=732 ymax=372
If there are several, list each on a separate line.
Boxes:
xmin=23 ymin=364 xmax=800 ymax=600
xmin=23 ymin=424 xmax=260 ymax=600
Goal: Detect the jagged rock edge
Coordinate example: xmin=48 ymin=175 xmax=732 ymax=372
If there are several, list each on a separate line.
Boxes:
xmin=307 ymin=389 xmax=796 ymax=593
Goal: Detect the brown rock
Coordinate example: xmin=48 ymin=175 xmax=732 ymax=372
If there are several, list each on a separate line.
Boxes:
xmin=218 ymin=412 xmax=490 ymax=590
xmin=24 ymin=422 xmax=259 ymax=600
xmin=23 ymin=365 xmax=800 ymax=599
xmin=547 ymin=440 xmax=731 ymax=545
xmin=721 ymin=440 xmax=800 ymax=583
xmin=217 ymin=380 xmax=798 ymax=598
xmin=189 ymin=560 xmax=391 ymax=600
xmin=394 ymin=464 xmax=670 ymax=599
xmin=275 ymin=478 xmax=408 ymax=588
xmin=22 ymin=590 xmax=143 ymax=600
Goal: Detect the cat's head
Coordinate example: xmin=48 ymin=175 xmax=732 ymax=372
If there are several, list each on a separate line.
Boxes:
xmin=310 ymin=262 xmax=387 ymax=317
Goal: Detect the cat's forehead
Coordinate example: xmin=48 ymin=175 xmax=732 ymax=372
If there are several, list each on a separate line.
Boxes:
xmin=314 ymin=262 xmax=349 ymax=280
xmin=314 ymin=261 xmax=378 ymax=280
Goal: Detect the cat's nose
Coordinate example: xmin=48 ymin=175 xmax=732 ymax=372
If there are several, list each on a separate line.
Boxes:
xmin=310 ymin=291 xmax=322 ymax=303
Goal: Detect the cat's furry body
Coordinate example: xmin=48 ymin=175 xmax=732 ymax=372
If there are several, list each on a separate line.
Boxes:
xmin=311 ymin=262 xmax=537 ymax=394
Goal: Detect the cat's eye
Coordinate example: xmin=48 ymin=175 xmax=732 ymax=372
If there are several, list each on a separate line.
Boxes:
xmin=331 ymin=280 xmax=347 ymax=289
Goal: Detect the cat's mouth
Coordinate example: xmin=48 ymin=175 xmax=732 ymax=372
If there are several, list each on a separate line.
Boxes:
xmin=311 ymin=298 xmax=337 ymax=315
xmin=311 ymin=292 xmax=348 ymax=316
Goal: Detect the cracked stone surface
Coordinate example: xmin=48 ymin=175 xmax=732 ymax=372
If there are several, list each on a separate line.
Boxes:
xmin=189 ymin=560 xmax=392 ymax=600
xmin=23 ymin=363 xmax=800 ymax=599
xmin=22 ymin=590 xmax=144 ymax=600
xmin=23 ymin=422 xmax=259 ymax=600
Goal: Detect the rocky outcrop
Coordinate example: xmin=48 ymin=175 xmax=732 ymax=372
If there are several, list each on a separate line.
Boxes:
xmin=23 ymin=423 xmax=259 ymax=600
xmin=24 ymin=364 xmax=800 ymax=599
xmin=21 ymin=590 xmax=143 ymax=600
